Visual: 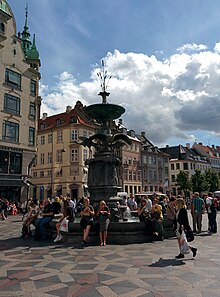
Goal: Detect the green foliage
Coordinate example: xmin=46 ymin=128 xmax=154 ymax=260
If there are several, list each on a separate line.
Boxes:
xmin=190 ymin=169 xmax=220 ymax=194
xmin=204 ymin=169 xmax=220 ymax=192
xmin=176 ymin=170 xmax=191 ymax=192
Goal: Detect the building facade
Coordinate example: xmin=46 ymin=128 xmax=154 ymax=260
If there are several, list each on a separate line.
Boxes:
xmin=160 ymin=144 xmax=211 ymax=195
xmin=121 ymin=129 xmax=142 ymax=196
xmin=0 ymin=1 xmax=41 ymax=202
xmin=30 ymin=102 xmax=96 ymax=201
xmin=139 ymin=132 xmax=169 ymax=194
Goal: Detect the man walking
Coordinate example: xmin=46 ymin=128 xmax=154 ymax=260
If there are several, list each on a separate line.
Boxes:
xmin=191 ymin=192 xmax=205 ymax=233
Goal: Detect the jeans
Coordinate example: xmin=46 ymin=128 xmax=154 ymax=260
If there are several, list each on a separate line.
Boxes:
xmin=35 ymin=217 xmax=52 ymax=239
xmin=208 ymin=212 xmax=217 ymax=233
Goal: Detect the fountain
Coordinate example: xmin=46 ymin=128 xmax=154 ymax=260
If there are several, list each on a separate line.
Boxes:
xmin=47 ymin=62 xmax=158 ymax=244
xmin=80 ymin=61 xmax=132 ymax=205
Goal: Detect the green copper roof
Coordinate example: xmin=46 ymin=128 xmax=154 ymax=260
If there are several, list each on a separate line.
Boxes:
xmin=0 ymin=0 xmax=11 ymax=15
xmin=21 ymin=5 xmax=31 ymax=56
xmin=26 ymin=34 xmax=40 ymax=60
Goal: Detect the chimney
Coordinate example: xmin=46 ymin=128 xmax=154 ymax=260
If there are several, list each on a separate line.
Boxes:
xmin=42 ymin=113 xmax=47 ymax=120
xmin=119 ymin=119 xmax=123 ymax=124
xmin=66 ymin=106 xmax=72 ymax=113
xmin=212 ymin=145 xmax=215 ymax=149
xmin=166 ymin=145 xmax=169 ymax=148
xmin=199 ymin=142 xmax=202 ymax=145
xmin=141 ymin=131 xmax=145 ymax=137
xmin=186 ymin=143 xmax=190 ymax=149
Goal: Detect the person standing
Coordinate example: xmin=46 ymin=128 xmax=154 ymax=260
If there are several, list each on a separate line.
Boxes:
xmin=175 ymin=198 xmax=197 ymax=259
xmin=191 ymin=192 xmax=205 ymax=233
xmin=80 ymin=198 xmax=94 ymax=246
xmin=96 ymin=200 xmax=110 ymax=246
xmin=206 ymin=192 xmax=217 ymax=233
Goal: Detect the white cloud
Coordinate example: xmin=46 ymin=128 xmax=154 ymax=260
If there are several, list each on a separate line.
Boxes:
xmin=177 ymin=43 xmax=208 ymax=54
xmin=40 ymin=43 xmax=220 ymax=146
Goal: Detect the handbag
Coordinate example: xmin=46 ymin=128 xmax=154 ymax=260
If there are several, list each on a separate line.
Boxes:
xmin=59 ymin=217 xmax=69 ymax=232
xmin=185 ymin=229 xmax=194 ymax=242
xmin=180 ymin=231 xmax=190 ymax=254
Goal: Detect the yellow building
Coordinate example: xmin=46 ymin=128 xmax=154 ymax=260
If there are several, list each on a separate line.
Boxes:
xmin=0 ymin=1 xmax=41 ymax=202
xmin=30 ymin=102 xmax=96 ymax=201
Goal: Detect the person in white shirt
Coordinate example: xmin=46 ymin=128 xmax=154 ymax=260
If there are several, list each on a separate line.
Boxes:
xmin=205 ymin=192 xmax=217 ymax=233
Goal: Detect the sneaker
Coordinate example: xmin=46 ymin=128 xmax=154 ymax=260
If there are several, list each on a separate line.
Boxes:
xmin=192 ymin=248 xmax=197 ymax=257
xmin=81 ymin=240 xmax=88 ymax=246
xmin=58 ymin=234 xmax=63 ymax=242
xmin=175 ymin=253 xmax=185 ymax=259
xmin=54 ymin=236 xmax=59 ymax=243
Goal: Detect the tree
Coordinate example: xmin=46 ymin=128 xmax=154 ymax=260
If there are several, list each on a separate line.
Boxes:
xmin=176 ymin=170 xmax=191 ymax=195
xmin=190 ymin=170 xmax=208 ymax=193
xmin=204 ymin=169 xmax=220 ymax=192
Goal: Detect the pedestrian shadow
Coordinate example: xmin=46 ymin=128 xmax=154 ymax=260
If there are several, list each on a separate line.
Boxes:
xmin=148 ymin=257 xmax=186 ymax=267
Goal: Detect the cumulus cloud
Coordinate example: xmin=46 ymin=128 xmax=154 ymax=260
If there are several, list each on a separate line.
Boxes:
xmin=40 ymin=43 xmax=220 ymax=146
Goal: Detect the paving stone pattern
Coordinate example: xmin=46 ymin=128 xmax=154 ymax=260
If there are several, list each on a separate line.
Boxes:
xmin=0 ymin=213 xmax=220 ymax=297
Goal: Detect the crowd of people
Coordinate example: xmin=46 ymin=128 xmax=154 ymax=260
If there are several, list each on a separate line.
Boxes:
xmin=1 ymin=191 xmax=218 ymax=257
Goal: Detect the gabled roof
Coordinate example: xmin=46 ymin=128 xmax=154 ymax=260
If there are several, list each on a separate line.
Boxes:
xmin=38 ymin=104 xmax=95 ymax=131
xmin=159 ymin=145 xmax=209 ymax=163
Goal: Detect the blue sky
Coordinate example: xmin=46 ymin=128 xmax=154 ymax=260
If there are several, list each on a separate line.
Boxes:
xmin=7 ymin=0 xmax=220 ymax=147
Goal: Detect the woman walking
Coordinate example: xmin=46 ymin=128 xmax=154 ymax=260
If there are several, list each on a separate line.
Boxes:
xmin=96 ymin=200 xmax=110 ymax=246
xmin=175 ymin=198 xmax=197 ymax=259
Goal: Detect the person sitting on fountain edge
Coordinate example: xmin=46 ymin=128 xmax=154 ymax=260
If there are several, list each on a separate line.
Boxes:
xmin=80 ymin=198 xmax=94 ymax=246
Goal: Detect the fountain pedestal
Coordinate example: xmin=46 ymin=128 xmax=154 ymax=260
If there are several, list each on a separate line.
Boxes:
xmin=86 ymin=151 xmax=121 ymax=204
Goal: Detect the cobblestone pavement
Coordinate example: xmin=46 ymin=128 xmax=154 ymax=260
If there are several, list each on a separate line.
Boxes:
xmin=0 ymin=213 xmax=220 ymax=297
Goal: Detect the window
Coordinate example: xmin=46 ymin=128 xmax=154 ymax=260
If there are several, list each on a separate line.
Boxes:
xmin=2 ymin=121 xmax=19 ymax=142
xmin=183 ymin=163 xmax=188 ymax=170
xmin=57 ymin=150 xmax=63 ymax=163
xmin=56 ymin=119 xmax=62 ymax=126
xmin=149 ymin=170 xmax=153 ymax=180
xmin=48 ymin=133 xmax=52 ymax=144
xmin=40 ymin=171 xmax=44 ymax=177
xmin=71 ymin=149 xmax=78 ymax=162
xmin=83 ymin=149 xmax=87 ymax=162
xmin=83 ymin=130 xmax=87 ymax=138
xmin=137 ymin=170 xmax=141 ymax=181
xmin=5 ymin=68 xmax=21 ymax=89
xmin=128 ymin=157 xmax=132 ymax=165
xmin=171 ymin=175 xmax=176 ymax=182
xmin=165 ymin=167 xmax=169 ymax=175
xmin=57 ymin=131 xmax=62 ymax=143
xmin=148 ymin=156 xmax=152 ymax=165
xmin=40 ymin=135 xmax=45 ymax=145
xmin=29 ymin=103 xmax=36 ymax=120
xmin=47 ymin=170 xmax=52 ymax=176
xmin=0 ymin=22 xmax=5 ymax=33
xmin=30 ymin=79 xmax=36 ymax=96
xmin=153 ymin=156 xmax=156 ymax=164
xmin=4 ymin=94 xmax=20 ymax=115
xmin=176 ymin=163 xmax=180 ymax=170
xmin=29 ymin=127 xmax=35 ymax=145
xmin=133 ymin=158 xmax=137 ymax=165
xmin=71 ymin=129 xmax=78 ymax=141
xmin=129 ymin=171 xmax=132 ymax=181
xmin=70 ymin=116 xmax=78 ymax=123
xmin=40 ymin=153 xmax=44 ymax=165
xmin=124 ymin=170 xmax=128 ymax=180
xmin=171 ymin=164 xmax=175 ymax=170
xmin=33 ymin=172 xmax=37 ymax=178
xmin=133 ymin=171 xmax=137 ymax=180
xmin=153 ymin=171 xmax=157 ymax=181
xmin=47 ymin=152 xmax=52 ymax=164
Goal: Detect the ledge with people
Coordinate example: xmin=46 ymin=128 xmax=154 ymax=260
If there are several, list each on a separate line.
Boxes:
xmin=20 ymin=193 xmax=200 ymax=247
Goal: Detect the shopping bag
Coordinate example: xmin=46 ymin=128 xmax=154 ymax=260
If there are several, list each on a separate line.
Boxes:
xmin=180 ymin=231 xmax=190 ymax=254
xmin=185 ymin=229 xmax=194 ymax=242
xmin=59 ymin=218 xmax=69 ymax=232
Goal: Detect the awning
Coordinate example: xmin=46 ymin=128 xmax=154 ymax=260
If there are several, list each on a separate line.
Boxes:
xmin=0 ymin=180 xmax=27 ymax=187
